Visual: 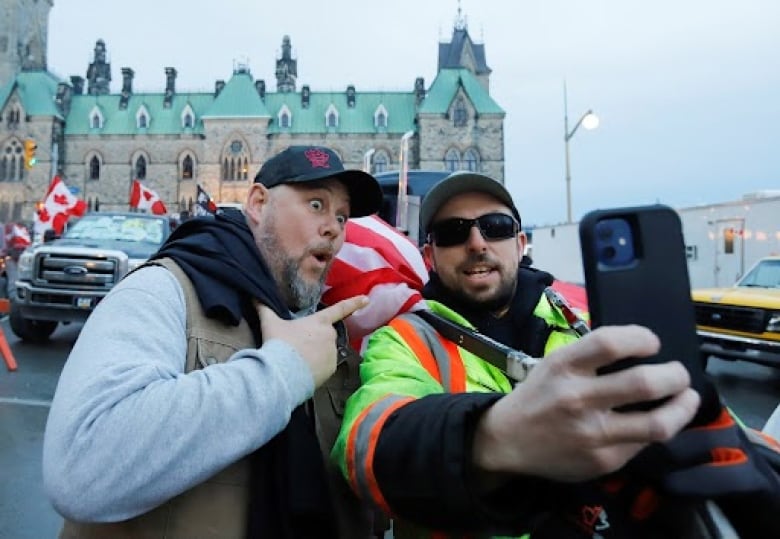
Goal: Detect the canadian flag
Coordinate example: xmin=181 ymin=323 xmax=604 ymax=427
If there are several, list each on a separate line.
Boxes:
xmin=6 ymin=223 xmax=32 ymax=249
xmin=34 ymin=176 xmax=87 ymax=238
xmin=129 ymin=180 xmax=167 ymax=215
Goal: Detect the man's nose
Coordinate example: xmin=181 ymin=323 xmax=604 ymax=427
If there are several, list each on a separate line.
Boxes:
xmin=464 ymin=223 xmax=487 ymax=250
xmin=320 ymin=213 xmax=342 ymax=238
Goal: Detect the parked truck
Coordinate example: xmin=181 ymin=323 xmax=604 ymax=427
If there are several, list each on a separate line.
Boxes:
xmin=692 ymin=255 xmax=780 ymax=368
xmin=10 ymin=212 xmax=171 ymax=342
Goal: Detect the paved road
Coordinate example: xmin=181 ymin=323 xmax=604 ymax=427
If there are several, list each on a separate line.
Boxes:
xmin=1 ymin=321 xmax=778 ymax=538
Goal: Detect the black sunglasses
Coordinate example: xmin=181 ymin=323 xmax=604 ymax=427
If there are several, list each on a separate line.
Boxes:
xmin=428 ymin=212 xmax=519 ymax=247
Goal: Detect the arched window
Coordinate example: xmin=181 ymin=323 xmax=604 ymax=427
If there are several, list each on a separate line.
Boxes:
xmin=181 ymin=155 xmax=194 ymax=179
xmin=280 ymin=112 xmax=290 ymax=128
xmin=0 ymin=139 xmax=25 ymax=182
xmin=91 ymin=114 xmax=101 ymax=129
xmin=453 ymin=97 xmax=468 ymax=127
xmin=373 ymin=151 xmax=389 ymax=174
xmin=138 ymin=113 xmax=148 ymax=129
xmin=327 ymin=112 xmax=337 ymax=128
xmin=135 ymin=155 xmax=147 ymax=179
xmin=444 ymin=148 xmax=460 ymax=171
xmin=376 ymin=112 xmax=386 ymax=128
xmin=183 ymin=113 xmax=193 ymax=128
xmin=89 ymin=156 xmax=101 ymax=180
xmin=222 ymin=139 xmax=250 ymax=181
xmin=463 ymin=148 xmax=479 ymax=172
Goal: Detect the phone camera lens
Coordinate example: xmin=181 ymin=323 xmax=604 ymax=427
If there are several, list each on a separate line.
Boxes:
xmin=596 ymin=224 xmax=613 ymax=241
xmin=600 ymin=246 xmax=617 ymax=261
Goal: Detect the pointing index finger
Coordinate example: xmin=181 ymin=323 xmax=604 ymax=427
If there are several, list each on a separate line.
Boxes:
xmin=318 ymin=295 xmax=369 ymax=324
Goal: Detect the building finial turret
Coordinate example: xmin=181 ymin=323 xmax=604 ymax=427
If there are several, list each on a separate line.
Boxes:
xmin=454 ymin=0 xmax=467 ymax=31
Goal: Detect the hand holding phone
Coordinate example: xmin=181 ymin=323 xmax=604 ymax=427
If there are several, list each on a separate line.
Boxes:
xmin=579 ymin=204 xmax=719 ymax=423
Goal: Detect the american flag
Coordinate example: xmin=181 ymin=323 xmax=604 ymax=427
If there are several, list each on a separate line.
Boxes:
xmin=323 ymin=215 xmax=429 ymax=351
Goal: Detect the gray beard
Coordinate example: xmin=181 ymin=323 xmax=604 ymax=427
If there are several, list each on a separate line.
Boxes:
xmin=256 ymin=216 xmax=324 ymax=311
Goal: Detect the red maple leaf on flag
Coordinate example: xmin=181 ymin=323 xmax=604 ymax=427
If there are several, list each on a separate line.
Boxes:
xmin=33 ymin=176 xmax=87 ymax=239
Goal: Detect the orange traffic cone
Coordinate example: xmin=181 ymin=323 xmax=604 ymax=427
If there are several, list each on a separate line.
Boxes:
xmin=0 ymin=299 xmax=17 ymax=371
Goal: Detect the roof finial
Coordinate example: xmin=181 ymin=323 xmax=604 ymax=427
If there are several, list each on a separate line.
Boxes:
xmin=455 ymin=0 xmax=467 ymax=31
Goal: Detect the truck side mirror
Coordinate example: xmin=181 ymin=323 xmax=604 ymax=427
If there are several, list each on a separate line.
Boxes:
xmin=43 ymin=229 xmax=57 ymax=243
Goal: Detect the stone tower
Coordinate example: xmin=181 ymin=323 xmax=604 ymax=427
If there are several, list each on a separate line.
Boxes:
xmin=86 ymin=39 xmax=112 ymax=95
xmin=0 ymin=0 xmax=53 ymax=86
xmin=275 ymin=35 xmax=297 ymax=93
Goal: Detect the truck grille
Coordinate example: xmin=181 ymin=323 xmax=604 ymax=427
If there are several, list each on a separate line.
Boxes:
xmin=694 ymin=303 xmax=767 ymax=333
xmin=33 ymin=252 xmax=120 ymax=290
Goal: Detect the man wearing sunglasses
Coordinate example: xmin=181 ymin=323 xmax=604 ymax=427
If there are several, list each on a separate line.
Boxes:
xmin=334 ymin=171 xmax=703 ymax=537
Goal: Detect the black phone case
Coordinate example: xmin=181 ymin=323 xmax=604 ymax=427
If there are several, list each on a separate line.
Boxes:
xmin=579 ymin=204 xmax=716 ymax=419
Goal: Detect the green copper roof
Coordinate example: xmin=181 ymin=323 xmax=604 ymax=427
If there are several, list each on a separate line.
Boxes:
xmin=201 ymin=71 xmax=270 ymax=118
xmin=265 ymin=91 xmax=416 ymax=134
xmin=64 ymin=93 xmax=215 ymax=135
xmin=0 ymin=71 xmax=63 ymax=118
xmin=418 ymin=68 xmax=503 ymax=114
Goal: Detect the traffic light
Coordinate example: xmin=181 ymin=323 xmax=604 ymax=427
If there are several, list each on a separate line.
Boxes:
xmin=23 ymin=139 xmax=37 ymax=169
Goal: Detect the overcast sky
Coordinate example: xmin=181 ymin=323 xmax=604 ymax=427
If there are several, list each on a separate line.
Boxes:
xmin=47 ymin=0 xmax=780 ymax=226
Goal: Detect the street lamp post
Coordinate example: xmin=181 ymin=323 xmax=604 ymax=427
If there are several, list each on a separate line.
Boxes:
xmin=563 ymin=82 xmax=599 ymax=223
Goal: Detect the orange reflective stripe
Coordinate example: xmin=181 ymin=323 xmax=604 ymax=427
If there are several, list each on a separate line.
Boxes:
xmin=437 ymin=335 xmax=466 ymax=393
xmin=347 ymin=396 xmax=414 ymax=514
xmin=390 ymin=317 xmax=442 ymax=384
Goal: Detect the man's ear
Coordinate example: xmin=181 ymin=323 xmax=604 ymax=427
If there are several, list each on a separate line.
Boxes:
xmin=422 ymin=243 xmax=436 ymax=272
xmin=244 ymin=183 xmax=269 ymax=224
xmin=516 ymin=231 xmax=528 ymax=258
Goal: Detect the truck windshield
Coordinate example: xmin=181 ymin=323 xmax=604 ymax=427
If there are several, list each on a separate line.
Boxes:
xmin=738 ymin=259 xmax=780 ymax=288
xmin=64 ymin=215 xmax=166 ymax=245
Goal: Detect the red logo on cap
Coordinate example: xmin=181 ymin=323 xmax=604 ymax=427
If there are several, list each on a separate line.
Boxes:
xmin=304 ymin=148 xmax=331 ymax=169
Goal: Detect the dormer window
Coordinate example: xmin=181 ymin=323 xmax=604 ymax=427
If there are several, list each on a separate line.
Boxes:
xmin=374 ymin=104 xmax=388 ymax=129
xmin=181 ymin=104 xmax=195 ymax=129
xmin=136 ymin=105 xmax=150 ymax=129
xmin=325 ymin=104 xmax=339 ymax=128
xmin=89 ymin=106 xmax=104 ymax=129
xmin=278 ymin=105 xmax=292 ymax=128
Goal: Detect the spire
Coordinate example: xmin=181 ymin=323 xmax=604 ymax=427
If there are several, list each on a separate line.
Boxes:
xmin=454 ymin=0 xmax=467 ymax=31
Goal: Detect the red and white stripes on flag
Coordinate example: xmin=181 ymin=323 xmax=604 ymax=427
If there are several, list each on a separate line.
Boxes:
xmin=323 ymin=215 xmax=429 ymax=351
xmin=34 ymin=176 xmax=87 ymax=238
xmin=129 ymin=180 xmax=167 ymax=215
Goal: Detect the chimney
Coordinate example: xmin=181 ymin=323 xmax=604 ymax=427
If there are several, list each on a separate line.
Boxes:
xmin=415 ymin=77 xmax=426 ymax=105
xmin=301 ymin=85 xmax=310 ymax=109
xmin=346 ymin=85 xmax=356 ymax=108
xmin=70 ymin=76 xmax=84 ymax=95
xmin=164 ymin=67 xmax=177 ymax=108
xmin=215 ymin=80 xmax=225 ymax=97
xmin=120 ymin=67 xmax=134 ymax=110
xmin=55 ymin=83 xmax=72 ymax=116
xmin=255 ymin=79 xmax=266 ymax=100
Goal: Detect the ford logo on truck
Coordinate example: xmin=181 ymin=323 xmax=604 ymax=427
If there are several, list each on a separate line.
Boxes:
xmin=63 ymin=265 xmax=88 ymax=276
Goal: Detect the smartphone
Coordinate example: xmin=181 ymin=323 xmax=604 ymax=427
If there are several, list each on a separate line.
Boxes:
xmin=579 ymin=204 xmax=718 ymax=422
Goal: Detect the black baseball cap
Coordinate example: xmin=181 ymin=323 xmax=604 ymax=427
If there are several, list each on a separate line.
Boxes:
xmin=420 ymin=171 xmax=521 ymax=235
xmin=254 ymin=146 xmax=382 ymax=218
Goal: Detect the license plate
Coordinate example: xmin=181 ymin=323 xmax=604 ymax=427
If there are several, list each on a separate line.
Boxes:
xmin=76 ymin=297 xmax=92 ymax=309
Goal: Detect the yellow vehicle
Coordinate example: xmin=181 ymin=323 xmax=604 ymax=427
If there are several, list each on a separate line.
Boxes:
xmin=692 ymin=256 xmax=780 ymax=367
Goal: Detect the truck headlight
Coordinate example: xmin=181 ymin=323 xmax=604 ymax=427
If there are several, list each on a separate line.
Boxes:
xmin=767 ymin=313 xmax=780 ymax=333
xmin=17 ymin=251 xmax=34 ymax=280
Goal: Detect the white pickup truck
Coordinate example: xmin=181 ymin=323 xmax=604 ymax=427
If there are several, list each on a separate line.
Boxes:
xmin=10 ymin=212 xmax=171 ymax=342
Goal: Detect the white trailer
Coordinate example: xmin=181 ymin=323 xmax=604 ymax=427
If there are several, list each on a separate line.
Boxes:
xmin=529 ymin=192 xmax=780 ymax=289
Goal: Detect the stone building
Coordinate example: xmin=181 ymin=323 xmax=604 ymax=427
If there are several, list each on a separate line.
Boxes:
xmin=0 ymin=1 xmax=504 ymax=222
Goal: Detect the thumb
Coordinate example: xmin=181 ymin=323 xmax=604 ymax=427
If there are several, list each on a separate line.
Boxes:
xmin=317 ymin=295 xmax=369 ymax=325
